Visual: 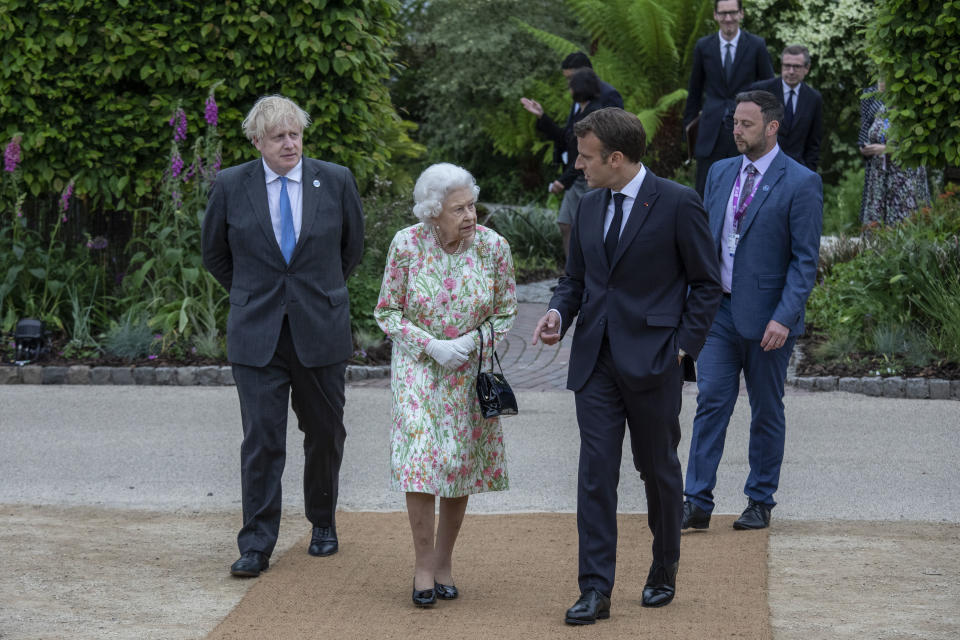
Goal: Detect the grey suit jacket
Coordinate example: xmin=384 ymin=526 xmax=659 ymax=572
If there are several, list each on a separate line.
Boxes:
xmin=202 ymin=156 xmax=365 ymax=368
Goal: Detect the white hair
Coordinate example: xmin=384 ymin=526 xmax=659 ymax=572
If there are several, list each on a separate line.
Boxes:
xmin=412 ymin=163 xmax=480 ymax=222
xmin=242 ymin=95 xmax=311 ymax=142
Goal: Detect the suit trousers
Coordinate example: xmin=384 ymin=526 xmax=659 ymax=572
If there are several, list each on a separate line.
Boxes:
xmin=695 ymin=128 xmax=739 ymax=197
xmin=685 ymin=296 xmax=795 ymax=513
xmin=231 ymin=316 xmax=347 ymax=557
xmin=574 ymin=337 xmax=684 ymax=597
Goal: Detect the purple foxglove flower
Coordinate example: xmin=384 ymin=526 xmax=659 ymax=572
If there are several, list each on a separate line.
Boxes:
xmin=4 ymin=136 xmax=21 ymax=172
xmin=59 ymin=180 xmax=75 ymax=213
xmin=171 ymin=151 xmax=184 ymax=178
xmin=205 ymin=94 xmax=218 ymax=127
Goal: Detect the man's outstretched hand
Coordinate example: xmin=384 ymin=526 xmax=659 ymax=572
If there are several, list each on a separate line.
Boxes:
xmin=532 ymin=310 xmax=562 ymax=346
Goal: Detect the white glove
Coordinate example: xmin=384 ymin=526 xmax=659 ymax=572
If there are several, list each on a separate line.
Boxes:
xmin=425 ymin=338 xmax=470 ymax=370
xmin=450 ymin=333 xmax=477 ymax=355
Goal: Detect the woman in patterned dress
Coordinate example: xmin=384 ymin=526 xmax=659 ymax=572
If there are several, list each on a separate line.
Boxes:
xmin=859 ymin=80 xmax=930 ymax=226
xmin=374 ymin=163 xmax=518 ymax=607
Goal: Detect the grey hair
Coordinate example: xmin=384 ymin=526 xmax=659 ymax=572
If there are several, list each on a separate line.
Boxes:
xmin=412 ymin=163 xmax=480 ymax=222
xmin=242 ymin=95 xmax=311 ymax=142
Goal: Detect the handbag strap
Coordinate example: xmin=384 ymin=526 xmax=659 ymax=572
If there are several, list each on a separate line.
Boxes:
xmin=476 ymin=320 xmax=504 ymax=375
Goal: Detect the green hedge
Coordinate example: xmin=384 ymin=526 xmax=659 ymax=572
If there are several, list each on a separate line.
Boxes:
xmin=0 ymin=0 xmax=418 ymax=209
xmin=867 ymin=0 xmax=960 ymax=169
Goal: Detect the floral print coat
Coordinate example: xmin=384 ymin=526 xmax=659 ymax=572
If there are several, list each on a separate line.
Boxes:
xmin=374 ymin=224 xmax=518 ymax=497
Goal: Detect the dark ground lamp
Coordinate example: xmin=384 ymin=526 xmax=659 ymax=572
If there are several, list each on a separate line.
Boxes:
xmin=14 ymin=318 xmax=46 ymax=361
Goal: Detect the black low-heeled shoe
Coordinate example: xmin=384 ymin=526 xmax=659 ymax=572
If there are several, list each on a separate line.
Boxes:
xmin=434 ymin=581 xmax=458 ymax=600
xmin=412 ymin=581 xmax=436 ymax=607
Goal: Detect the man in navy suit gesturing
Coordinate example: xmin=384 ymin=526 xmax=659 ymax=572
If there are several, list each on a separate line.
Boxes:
xmin=533 ymin=108 xmax=721 ymax=623
xmin=684 ymin=0 xmax=774 ymax=196
xmin=682 ymin=90 xmax=821 ymax=533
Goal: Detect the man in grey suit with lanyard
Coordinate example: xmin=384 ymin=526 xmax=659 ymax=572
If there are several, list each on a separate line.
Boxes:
xmin=202 ymin=95 xmax=365 ymax=577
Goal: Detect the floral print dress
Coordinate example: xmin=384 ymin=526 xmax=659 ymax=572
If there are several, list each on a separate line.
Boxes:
xmin=374 ymin=224 xmax=518 ymax=497
xmin=859 ymin=88 xmax=931 ymax=226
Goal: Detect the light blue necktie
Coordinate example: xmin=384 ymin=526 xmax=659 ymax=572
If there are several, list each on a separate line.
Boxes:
xmin=279 ymin=176 xmax=295 ymax=264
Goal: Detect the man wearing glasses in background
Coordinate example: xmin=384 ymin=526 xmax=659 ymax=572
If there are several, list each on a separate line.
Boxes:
xmin=684 ymin=0 xmax=774 ymax=197
xmin=751 ymin=45 xmax=824 ymax=172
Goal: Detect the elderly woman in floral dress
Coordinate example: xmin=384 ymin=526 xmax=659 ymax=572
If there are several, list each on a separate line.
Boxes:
xmin=374 ymin=163 xmax=518 ymax=607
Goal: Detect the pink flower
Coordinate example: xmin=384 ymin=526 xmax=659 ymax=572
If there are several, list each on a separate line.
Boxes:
xmin=444 ymin=277 xmax=456 ymax=290
xmin=483 ymin=466 xmax=492 ymax=477
xmin=471 ymin=427 xmax=482 ymax=440
xmin=443 ymin=325 xmax=459 ymax=338
xmin=493 ymin=468 xmax=503 ymax=479
xmin=475 ymin=479 xmax=483 ymax=487
xmin=446 ymin=472 xmax=457 ymax=484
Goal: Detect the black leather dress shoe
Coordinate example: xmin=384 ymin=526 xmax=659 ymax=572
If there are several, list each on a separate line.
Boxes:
xmin=412 ymin=581 xmax=436 ymax=607
xmin=564 ymin=588 xmax=611 ymax=625
xmin=434 ymin=582 xmax=458 ymax=600
xmin=308 ymin=524 xmax=338 ymax=556
xmin=230 ymin=551 xmax=268 ymax=577
xmin=642 ymin=561 xmax=678 ymax=608
xmin=733 ymin=499 xmax=771 ymax=530
xmin=681 ymin=500 xmax=711 ymax=530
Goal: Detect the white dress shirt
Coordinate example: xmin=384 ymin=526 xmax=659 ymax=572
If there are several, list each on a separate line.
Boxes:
xmin=603 ymin=165 xmax=648 ymax=241
xmin=263 ymin=158 xmax=303 ymax=248
xmin=719 ymin=29 xmax=741 ymax=63
xmin=782 ymin=79 xmax=801 ymax=113
xmin=720 ymin=144 xmax=780 ymax=293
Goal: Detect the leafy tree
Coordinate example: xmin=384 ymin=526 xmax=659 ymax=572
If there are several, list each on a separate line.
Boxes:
xmin=0 ymin=0 xmax=419 ymax=211
xmin=511 ymin=0 xmax=715 ymax=178
xmin=392 ymin=0 xmax=585 ymax=201
xmin=865 ymin=0 xmax=960 ymax=171
xmin=747 ymin=0 xmax=876 ymax=183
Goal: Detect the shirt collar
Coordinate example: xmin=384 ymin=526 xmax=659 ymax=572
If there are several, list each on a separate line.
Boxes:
xmin=262 ymin=158 xmax=303 ymax=184
xmin=720 ymin=29 xmax=741 ymax=47
xmin=740 ymin=144 xmax=780 ymax=177
xmin=781 ymin=78 xmax=801 ymax=95
xmin=614 ymin=164 xmax=647 ymax=201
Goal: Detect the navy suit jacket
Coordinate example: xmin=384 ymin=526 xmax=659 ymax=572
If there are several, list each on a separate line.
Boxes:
xmin=750 ymin=77 xmax=823 ymax=171
xmin=684 ymin=31 xmax=774 ymax=157
xmin=202 ymin=156 xmax=365 ymax=367
xmin=549 ymin=170 xmax=722 ymax=391
xmin=704 ymin=150 xmax=822 ymax=339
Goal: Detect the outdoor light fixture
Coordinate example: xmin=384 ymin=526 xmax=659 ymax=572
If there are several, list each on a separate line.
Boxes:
xmin=14 ymin=318 xmax=46 ymax=361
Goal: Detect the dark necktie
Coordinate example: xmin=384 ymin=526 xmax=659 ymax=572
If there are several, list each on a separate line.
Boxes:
xmin=733 ymin=164 xmax=759 ymax=231
xmin=723 ymin=43 xmax=733 ymax=82
xmin=783 ymin=89 xmax=795 ymax=130
xmin=279 ymin=176 xmax=296 ymax=263
xmin=605 ymin=192 xmax=626 ymax=265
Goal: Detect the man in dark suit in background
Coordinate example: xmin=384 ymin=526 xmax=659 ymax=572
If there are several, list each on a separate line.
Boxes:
xmin=684 ymin=0 xmax=774 ymax=196
xmin=682 ymin=90 xmax=821 ymax=534
xmin=202 ymin=95 xmax=365 ymax=577
xmin=751 ymin=45 xmax=823 ymax=171
xmin=532 ymin=108 xmax=722 ymax=623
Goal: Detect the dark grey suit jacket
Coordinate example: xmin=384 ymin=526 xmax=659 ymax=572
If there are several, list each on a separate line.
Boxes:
xmin=202 ymin=156 xmax=364 ymax=368
xmin=549 ymin=170 xmax=722 ymax=391
xmin=683 ymin=30 xmax=775 ymax=157
xmin=750 ymin=77 xmax=823 ymax=171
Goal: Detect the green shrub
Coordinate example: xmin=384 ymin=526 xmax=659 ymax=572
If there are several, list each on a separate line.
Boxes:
xmin=0 ymin=0 xmax=418 ymax=210
xmin=822 ymin=167 xmax=864 ymax=236
xmin=808 ymin=187 xmax=960 ymax=363
xmin=103 ymin=312 xmax=155 ymax=360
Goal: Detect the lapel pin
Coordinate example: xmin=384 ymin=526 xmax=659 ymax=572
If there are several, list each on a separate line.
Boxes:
xmin=312 ymin=179 xmax=320 ymax=187
xmin=763 ymin=185 xmax=770 ymax=191
xmin=643 ymin=202 xmax=649 ymax=207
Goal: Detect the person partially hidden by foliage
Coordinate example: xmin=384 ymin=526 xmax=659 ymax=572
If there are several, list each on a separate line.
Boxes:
xmin=521 ymin=68 xmax=605 ymax=256
xmin=858 ymin=80 xmax=931 ymax=227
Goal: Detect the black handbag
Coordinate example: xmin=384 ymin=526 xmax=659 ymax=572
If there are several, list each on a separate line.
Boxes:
xmin=475 ymin=322 xmax=518 ymax=419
